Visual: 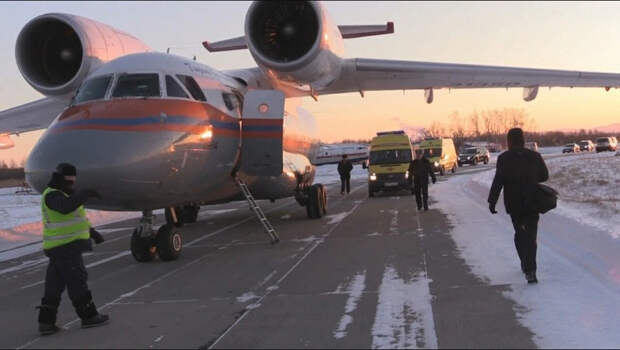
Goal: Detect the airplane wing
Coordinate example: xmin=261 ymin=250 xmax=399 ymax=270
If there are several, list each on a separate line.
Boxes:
xmin=322 ymin=58 xmax=620 ymax=102
xmin=0 ymin=97 xmax=68 ymax=135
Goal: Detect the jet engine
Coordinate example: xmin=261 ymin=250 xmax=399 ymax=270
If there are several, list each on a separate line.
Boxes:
xmin=15 ymin=13 xmax=150 ymax=97
xmin=245 ymin=1 xmax=344 ymax=88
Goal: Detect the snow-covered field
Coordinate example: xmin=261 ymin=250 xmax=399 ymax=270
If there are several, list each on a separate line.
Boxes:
xmin=473 ymin=151 xmax=620 ymax=238
xmin=0 ymin=187 xmax=144 ymax=256
xmin=435 ymin=158 xmax=620 ymax=348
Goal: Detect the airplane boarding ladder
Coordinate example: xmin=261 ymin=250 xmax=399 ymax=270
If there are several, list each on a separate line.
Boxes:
xmin=236 ymin=178 xmax=280 ymax=244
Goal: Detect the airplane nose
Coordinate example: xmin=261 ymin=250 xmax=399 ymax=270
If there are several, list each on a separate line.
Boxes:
xmin=25 ymin=128 xmax=173 ymax=208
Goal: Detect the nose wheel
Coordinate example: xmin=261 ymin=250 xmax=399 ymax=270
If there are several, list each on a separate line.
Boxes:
xmin=130 ymin=209 xmax=183 ymax=262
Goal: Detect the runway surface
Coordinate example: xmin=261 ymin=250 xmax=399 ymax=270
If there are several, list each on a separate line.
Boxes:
xmin=2 ymin=160 xmax=614 ymax=348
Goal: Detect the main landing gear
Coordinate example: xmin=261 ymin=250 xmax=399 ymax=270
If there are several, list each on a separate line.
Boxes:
xmin=296 ymin=183 xmax=327 ymax=219
xmin=130 ymin=207 xmax=193 ymax=262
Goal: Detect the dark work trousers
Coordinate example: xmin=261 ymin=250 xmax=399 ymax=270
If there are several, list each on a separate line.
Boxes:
xmin=43 ymin=250 xmax=90 ymax=305
xmin=510 ymin=213 xmax=539 ymax=273
xmin=413 ymin=181 xmax=429 ymax=209
xmin=340 ymin=175 xmax=351 ymax=194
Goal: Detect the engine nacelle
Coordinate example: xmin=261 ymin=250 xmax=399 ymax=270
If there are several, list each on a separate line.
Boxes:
xmin=245 ymin=1 xmax=344 ymax=89
xmin=15 ymin=13 xmax=150 ymax=97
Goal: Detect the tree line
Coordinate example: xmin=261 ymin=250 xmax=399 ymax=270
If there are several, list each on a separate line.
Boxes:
xmin=339 ymin=108 xmax=617 ymax=151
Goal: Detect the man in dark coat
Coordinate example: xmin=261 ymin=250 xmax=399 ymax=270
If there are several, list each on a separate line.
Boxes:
xmin=408 ymin=149 xmax=436 ymax=211
xmin=488 ymin=128 xmax=549 ymax=284
xmin=37 ymin=163 xmax=109 ymax=335
xmin=337 ymin=154 xmax=353 ymax=195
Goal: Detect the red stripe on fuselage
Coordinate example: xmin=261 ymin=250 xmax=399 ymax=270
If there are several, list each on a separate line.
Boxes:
xmin=56 ymin=99 xmax=239 ymax=135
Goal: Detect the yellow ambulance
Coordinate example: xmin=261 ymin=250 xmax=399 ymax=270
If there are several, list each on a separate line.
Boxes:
xmin=419 ymin=138 xmax=458 ymax=175
xmin=367 ymin=131 xmax=413 ymax=197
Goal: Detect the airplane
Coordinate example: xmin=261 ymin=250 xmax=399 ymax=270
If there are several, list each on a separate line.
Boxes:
xmin=3 ymin=0 xmax=620 ymax=262
xmin=312 ymin=143 xmax=369 ymax=166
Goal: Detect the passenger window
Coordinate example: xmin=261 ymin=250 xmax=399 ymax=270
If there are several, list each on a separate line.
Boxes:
xmin=112 ymin=73 xmax=160 ymax=98
xmin=166 ymin=75 xmax=189 ymax=99
xmin=73 ymin=76 xmax=112 ymax=104
xmin=176 ymin=75 xmax=206 ymax=101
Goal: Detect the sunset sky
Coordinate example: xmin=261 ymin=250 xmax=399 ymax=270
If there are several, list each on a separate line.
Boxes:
xmin=2 ymin=1 xmax=620 ymax=164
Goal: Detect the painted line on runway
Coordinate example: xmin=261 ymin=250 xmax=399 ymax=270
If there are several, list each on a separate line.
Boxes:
xmin=208 ymin=185 xmax=365 ymax=349
xmin=16 ymin=182 xmax=353 ymax=349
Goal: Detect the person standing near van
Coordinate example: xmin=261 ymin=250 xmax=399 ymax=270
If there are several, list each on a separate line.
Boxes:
xmin=409 ymin=149 xmax=436 ymax=211
xmin=488 ymin=128 xmax=549 ymax=284
xmin=337 ymin=154 xmax=353 ymax=195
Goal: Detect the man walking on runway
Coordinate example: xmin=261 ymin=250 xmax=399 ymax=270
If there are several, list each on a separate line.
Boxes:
xmin=409 ymin=149 xmax=436 ymax=211
xmin=337 ymin=154 xmax=353 ymax=195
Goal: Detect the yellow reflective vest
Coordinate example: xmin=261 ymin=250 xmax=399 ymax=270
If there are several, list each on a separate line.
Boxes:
xmin=41 ymin=187 xmax=91 ymax=250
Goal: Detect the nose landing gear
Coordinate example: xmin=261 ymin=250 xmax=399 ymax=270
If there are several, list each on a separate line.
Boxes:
xmin=130 ymin=209 xmax=183 ymax=262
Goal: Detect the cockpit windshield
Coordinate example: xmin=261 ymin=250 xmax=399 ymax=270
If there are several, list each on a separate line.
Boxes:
xmin=112 ymin=73 xmax=160 ymax=98
xmin=72 ymin=76 xmax=112 ymax=104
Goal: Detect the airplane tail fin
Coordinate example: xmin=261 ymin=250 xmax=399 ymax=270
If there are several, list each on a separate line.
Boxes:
xmin=203 ymin=22 xmax=394 ymax=53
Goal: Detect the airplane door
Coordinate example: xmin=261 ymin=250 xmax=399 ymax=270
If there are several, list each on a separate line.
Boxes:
xmin=240 ymin=90 xmax=285 ymax=176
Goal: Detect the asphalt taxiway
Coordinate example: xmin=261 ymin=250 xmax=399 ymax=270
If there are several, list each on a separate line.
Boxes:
xmin=0 ymin=167 xmax=536 ymax=349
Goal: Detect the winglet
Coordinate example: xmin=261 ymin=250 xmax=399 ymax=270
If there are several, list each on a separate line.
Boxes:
xmin=203 ymin=36 xmax=247 ymax=53
xmin=338 ymin=22 xmax=394 ymax=39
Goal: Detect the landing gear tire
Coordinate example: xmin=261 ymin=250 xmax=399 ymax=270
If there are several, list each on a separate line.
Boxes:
xmin=130 ymin=230 xmax=155 ymax=262
xmin=156 ymin=224 xmax=182 ymax=261
xmin=306 ymin=184 xmax=325 ymax=219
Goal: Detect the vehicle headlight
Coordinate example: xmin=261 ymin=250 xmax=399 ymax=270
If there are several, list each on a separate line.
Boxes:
xmin=467 ymin=156 xmax=471 ymax=160
xmin=370 ymin=173 xmax=377 ymax=181
xmin=434 ymin=161 xmax=439 ymax=167
xmin=405 ymin=170 xmax=409 ymax=179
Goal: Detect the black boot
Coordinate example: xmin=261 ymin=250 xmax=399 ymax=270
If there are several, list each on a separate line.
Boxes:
xmin=525 ymin=272 xmax=538 ymax=284
xmin=37 ymin=298 xmax=61 ymax=336
xmin=73 ymin=292 xmax=109 ymax=329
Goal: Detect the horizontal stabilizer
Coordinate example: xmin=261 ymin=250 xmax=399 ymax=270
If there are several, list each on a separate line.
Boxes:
xmin=203 ymin=36 xmax=247 ymax=52
xmin=338 ymin=22 xmax=394 ymax=39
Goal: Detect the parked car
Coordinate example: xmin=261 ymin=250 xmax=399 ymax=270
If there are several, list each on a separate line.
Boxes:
xmin=578 ymin=140 xmax=595 ymax=152
xmin=524 ymin=141 xmax=539 ymax=152
xmin=596 ymin=136 xmax=618 ymax=152
xmin=458 ymin=147 xmax=490 ymax=166
xmin=562 ymin=143 xmax=580 ymax=153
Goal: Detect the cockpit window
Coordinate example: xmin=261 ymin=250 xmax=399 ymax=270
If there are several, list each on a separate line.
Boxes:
xmin=165 ymin=75 xmax=189 ymax=99
xmin=73 ymin=76 xmax=112 ymax=104
xmin=176 ymin=75 xmax=206 ymax=101
xmin=112 ymin=73 xmax=160 ymax=98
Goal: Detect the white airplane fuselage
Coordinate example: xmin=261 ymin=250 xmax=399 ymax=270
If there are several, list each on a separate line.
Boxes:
xmin=26 ymin=52 xmax=320 ymax=211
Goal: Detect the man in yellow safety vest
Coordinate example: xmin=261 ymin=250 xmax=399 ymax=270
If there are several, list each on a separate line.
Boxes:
xmin=37 ymin=163 xmax=109 ymax=335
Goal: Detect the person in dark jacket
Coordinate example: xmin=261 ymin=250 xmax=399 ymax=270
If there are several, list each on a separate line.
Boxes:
xmin=337 ymin=154 xmax=353 ymax=195
xmin=37 ymin=163 xmax=109 ymax=335
xmin=488 ymin=128 xmax=549 ymax=284
xmin=408 ymin=149 xmax=437 ymax=211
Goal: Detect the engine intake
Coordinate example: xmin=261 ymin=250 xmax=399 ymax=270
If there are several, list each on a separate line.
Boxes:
xmin=15 ymin=13 xmax=150 ymax=96
xmin=247 ymin=1 xmax=319 ymax=64
xmin=245 ymin=1 xmax=344 ymax=87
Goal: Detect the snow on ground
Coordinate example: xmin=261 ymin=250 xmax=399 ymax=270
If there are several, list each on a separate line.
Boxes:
xmin=436 ymin=167 xmax=620 ymax=348
xmin=371 ymin=266 xmax=437 ymax=349
xmin=313 ymin=163 xmax=368 ymax=186
xmin=473 ymin=151 xmax=620 ymax=238
xmin=0 ymin=187 xmax=146 ymax=253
